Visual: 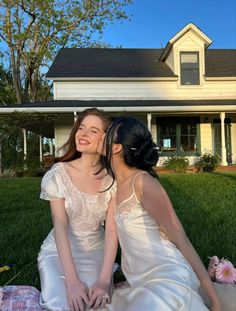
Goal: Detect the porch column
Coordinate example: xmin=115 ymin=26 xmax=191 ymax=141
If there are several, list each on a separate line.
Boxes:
xmin=22 ymin=128 xmax=27 ymax=160
xmin=49 ymin=139 xmax=54 ymax=155
xmin=220 ymin=112 xmax=227 ymax=166
xmin=74 ymin=111 xmax=77 ymax=123
xmin=39 ymin=134 xmax=43 ymax=162
xmin=147 ymin=113 xmax=152 ymax=132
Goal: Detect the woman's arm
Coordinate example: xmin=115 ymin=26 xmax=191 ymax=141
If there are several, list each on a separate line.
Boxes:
xmin=88 ymin=197 xmax=118 ymax=309
xmin=50 ymin=200 xmax=89 ymax=311
xmin=135 ymin=174 xmax=221 ymax=311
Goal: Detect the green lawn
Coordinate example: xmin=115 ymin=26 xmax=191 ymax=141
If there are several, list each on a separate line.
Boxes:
xmin=0 ymin=173 xmax=236 ymax=289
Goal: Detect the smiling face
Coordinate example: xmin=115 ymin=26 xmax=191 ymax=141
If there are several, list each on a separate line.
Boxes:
xmin=75 ymin=115 xmax=105 ymax=154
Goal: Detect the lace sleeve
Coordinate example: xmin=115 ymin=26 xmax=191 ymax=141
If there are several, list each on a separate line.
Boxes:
xmin=40 ymin=164 xmax=64 ymax=201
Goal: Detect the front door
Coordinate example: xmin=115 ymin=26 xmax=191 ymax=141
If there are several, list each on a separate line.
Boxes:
xmin=213 ymin=119 xmax=232 ymax=164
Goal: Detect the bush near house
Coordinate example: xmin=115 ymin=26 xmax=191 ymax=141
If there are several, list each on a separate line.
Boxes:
xmin=194 ymin=153 xmax=220 ymax=172
xmin=0 ymin=173 xmax=235 ymax=288
xmin=163 ymin=155 xmax=189 ymax=173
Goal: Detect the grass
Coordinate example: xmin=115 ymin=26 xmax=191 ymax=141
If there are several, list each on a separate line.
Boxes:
xmin=0 ymin=173 xmax=236 ymax=289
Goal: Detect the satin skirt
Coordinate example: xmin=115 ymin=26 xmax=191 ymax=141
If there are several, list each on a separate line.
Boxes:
xmin=38 ymin=229 xmax=106 ymax=311
xmin=105 ymin=209 xmax=210 ymax=311
xmin=107 ymin=266 xmax=209 ymax=311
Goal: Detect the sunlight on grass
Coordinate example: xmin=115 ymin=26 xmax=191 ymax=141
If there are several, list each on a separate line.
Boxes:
xmin=0 ymin=173 xmax=235 ymax=289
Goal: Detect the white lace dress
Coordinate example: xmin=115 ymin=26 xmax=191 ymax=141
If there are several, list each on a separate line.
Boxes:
xmin=37 ymin=162 xmax=115 ymax=311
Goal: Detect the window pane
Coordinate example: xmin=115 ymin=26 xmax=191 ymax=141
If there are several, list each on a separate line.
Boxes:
xmin=181 ymin=136 xmax=197 ymax=151
xmin=156 ymin=117 xmax=199 ymax=153
xmin=180 ymin=52 xmax=199 ymax=85
xmin=181 ymin=123 xmax=197 ymax=135
xmin=160 ymin=136 xmax=177 ymax=151
xmin=159 ymin=124 xmax=176 ymax=136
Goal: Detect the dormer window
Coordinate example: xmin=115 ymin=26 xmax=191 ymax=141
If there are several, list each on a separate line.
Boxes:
xmin=180 ymin=52 xmax=200 ymax=85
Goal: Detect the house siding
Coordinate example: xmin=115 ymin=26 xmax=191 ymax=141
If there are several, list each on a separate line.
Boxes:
xmin=55 ymin=115 xmax=74 ymax=156
xmin=231 ymin=120 xmax=236 ymax=164
xmin=54 ymin=80 xmax=236 ymax=101
xmin=166 ymin=49 xmax=174 ymax=72
xmin=200 ymin=122 xmax=213 ymax=153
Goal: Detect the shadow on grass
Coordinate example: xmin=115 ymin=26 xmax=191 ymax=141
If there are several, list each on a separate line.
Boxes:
xmin=212 ymin=172 xmax=236 ymax=182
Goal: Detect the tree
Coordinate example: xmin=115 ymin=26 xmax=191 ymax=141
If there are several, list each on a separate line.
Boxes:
xmin=0 ymin=62 xmax=16 ymax=105
xmin=0 ymin=0 xmax=132 ymax=104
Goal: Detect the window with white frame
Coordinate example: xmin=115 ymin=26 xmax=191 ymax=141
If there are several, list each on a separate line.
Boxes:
xmin=180 ymin=52 xmax=200 ymax=85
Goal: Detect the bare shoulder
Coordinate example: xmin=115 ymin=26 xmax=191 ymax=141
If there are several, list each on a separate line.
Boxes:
xmin=134 ymin=171 xmax=162 ymax=198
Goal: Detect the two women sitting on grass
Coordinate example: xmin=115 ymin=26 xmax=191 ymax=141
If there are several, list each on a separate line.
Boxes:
xmin=39 ymin=109 xmax=221 ymax=311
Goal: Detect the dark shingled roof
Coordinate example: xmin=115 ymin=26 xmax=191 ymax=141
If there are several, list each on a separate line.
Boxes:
xmin=205 ymin=50 xmax=236 ymax=77
xmin=1 ymin=99 xmax=235 ymax=108
xmin=46 ymin=48 xmax=176 ymax=78
xmin=46 ymin=48 xmax=236 ymax=78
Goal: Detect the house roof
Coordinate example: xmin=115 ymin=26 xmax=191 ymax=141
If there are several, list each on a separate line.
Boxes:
xmin=160 ymin=22 xmax=212 ymax=61
xmin=205 ymin=50 xmax=236 ymax=77
xmin=46 ymin=48 xmax=177 ymax=78
xmin=46 ymin=48 xmax=236 ymax=79
xmin=1 ymin=99 xmax=235 ymax=109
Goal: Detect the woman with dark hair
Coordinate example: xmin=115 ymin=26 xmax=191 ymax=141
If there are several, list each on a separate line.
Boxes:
xmin=38 ymin=108 xmax=117 ymax=311
xmin=90 ymin=117 xmax=221 ymax=311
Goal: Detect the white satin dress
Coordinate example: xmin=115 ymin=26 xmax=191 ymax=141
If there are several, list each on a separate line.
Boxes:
xmin=38 ymin=162 xmax=115 ymax=311
xmin=109 ymin=172 xmax=209 ymax=311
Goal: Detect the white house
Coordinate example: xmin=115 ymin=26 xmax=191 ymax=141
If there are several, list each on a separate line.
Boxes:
xmin=1 ymin=23 xmax=236 ymax=165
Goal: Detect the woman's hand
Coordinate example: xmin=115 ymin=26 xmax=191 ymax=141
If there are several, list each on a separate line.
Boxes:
xmin=88 ymin=281 xmax=111 ymax=309
xmin=66 ymin=279 xmax=89 ymax=311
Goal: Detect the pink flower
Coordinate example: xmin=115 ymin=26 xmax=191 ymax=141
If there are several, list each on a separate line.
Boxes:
xmin=215 ymin=260 xmax=236 ymax=284
xmin=207 ymin=256 xmax=219 ymax=280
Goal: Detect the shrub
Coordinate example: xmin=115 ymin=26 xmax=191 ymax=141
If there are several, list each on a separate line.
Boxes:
xmin=194 ymin=152 xmax=220 ymax=172
xmin=0 ymin=169 xmax=17 ymax=178
xmin=163 ymin=156 xmax=189 ymax=173
xmin=16 ymin=157 xmax=46 ymax=177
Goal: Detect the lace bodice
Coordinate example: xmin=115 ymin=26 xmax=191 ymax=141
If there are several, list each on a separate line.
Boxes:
xmin=40 ymin=162 xmax=115 ymax=235
xmin=115 ymin=192 xmax=144 ymax=226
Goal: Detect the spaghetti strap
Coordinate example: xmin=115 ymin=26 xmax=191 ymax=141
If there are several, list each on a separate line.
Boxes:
xmin=131 ymin=171 xmax=149 ymax=202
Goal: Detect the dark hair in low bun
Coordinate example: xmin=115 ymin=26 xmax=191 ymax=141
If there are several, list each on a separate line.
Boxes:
xmin=104 ymin=117 xmax=159 ymax=179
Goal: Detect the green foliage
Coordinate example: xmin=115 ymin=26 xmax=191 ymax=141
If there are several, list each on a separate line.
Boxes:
xmin=0 ymin=119 xmax=24 ymax=171
xmin=194 ymin=152 xmax=220 ymax=172
xmin=163 ymin=155 xmax=189 ymax=173
xmin=0 ymin=112 xmax=56 ymax=173
xmin=22 ymin=157 xmax=46 ymax=177
xmin=0 ymin=0 xmax=132 ymax=103
xmin=0 ymin=63 xmax=16 ymax=105
xmin=1 ymin=173 xmax=235 ymax=288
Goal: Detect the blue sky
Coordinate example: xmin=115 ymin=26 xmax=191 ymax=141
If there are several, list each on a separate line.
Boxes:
xmin=101 ymin=0 xmax=236 ymax=49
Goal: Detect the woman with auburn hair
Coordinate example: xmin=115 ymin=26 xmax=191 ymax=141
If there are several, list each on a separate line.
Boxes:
xmin=89 ymin=116 xmax=221 ymax=311
xmin=38 ymin=108 xmax=117 ymax=311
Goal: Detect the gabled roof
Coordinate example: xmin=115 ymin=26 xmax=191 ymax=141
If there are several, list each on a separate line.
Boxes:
xmin=159 ymin=22 xmax=212 ymax=61
xmin=47 ymin=47 xmax=236 ymax=79
xmin=46 ymin=48 xmax=176 ymax=78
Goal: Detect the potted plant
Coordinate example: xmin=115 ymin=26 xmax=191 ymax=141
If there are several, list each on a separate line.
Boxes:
xmin=194 ymin=152 xmax=220 ymax=172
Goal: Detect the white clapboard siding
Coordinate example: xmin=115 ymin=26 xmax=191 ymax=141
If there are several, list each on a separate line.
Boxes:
xmin=54 ymin=80 xmax=236 ymax=100
xmin=166 ymin=48 xmax=174 ymax=72
xmin=55 ymin=115 xmax=74 ymax=155
xmin=200 ymin=123 xmax=213 ymax=153
xmin=231 ymin=120 xmax=236 ymax=164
